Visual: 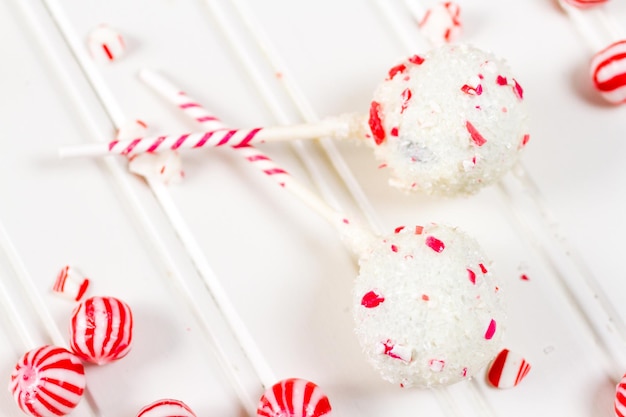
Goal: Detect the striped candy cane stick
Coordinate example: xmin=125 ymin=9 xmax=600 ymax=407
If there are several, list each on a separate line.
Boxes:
xmin=138 ymin=70 xmax=374 ymax=255
xmin=58 ymin=113 xmax=364 ymax=158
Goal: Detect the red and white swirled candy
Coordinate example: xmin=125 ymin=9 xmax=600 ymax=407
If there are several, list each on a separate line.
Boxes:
xmin=561 ymin=0 xmax=608 ymax=8
xmin=590 ymin=40 xmax=626 ymax=104
xmin=136 ymin=399 xmax=197 ymax=417
xmin=615 ymin=373 xmax=626 ymax=417
xmin=257 ymin=378 xmax=332 ymax=417
xmin=70 ymin=295 xmax=133 ymax=365
xmin=487 ymin=348 xmax=531 ymax=389
xmin=9 ymin=345 xmax=86 ymax=417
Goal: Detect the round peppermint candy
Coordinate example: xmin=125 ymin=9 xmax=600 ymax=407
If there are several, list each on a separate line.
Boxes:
xmin=257 ymin=378 xmax=332 ymax=417
xmin=69 ymin=295 xmax=133 ymax=365
xmin=9 ymin=345 xmax=86 ymax=417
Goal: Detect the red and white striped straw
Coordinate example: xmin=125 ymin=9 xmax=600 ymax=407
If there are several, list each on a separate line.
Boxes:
xmin=58 ymin=112 xmax=362 ymax=159
xmin=138 ymin=69 xmax=373 ymax=254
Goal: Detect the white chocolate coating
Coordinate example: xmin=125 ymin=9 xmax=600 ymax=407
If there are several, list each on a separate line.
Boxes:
xmin=367 ymin=44 xmax=529 ymax=196
xmin=353 ymin=224 xmax=505 ymax=388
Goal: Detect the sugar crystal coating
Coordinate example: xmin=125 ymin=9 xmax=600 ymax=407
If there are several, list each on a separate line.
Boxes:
xmin=353 ymin=224 xmax=505 ymax=387
xmin=367 ymin=44 xmax=529 ymax=196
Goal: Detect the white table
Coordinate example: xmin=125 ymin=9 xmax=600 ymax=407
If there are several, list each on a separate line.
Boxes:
xmin=1 ymin=0 xmax=625 ymax=416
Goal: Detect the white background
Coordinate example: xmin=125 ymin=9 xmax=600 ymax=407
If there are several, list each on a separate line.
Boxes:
xmin=0 ymin=0 xmax=625 ymax=416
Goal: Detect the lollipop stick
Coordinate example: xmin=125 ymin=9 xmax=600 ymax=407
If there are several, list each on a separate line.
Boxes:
xmin=138 ymin=70 xmax=374 ymax=254
xmin=58 ymin=112 xmax=365 ymax=158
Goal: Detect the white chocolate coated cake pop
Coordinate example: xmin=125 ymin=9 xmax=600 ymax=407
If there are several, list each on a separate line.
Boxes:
xmin=367 ymin=43 xmax=529 ymax=195
xmin=353 ymin=223 xmax=505 ymax=388
xmin=61 ymin=44 xmax=529 ymax=198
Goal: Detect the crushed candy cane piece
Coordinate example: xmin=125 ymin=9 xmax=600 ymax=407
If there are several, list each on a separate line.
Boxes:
xmin=52 ymin=265 xmax=90 ymax=302
xmin=487 ymin=348 xmax=531 ymax=389
xmin=129 ymin=150 xmax=185 ymax=185
xmin=87 ymin=24 xmax=126 ymax=63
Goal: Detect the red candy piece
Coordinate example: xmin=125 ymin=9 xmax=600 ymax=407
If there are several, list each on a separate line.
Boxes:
xmin=136 ymin=399 xmax=197 ymax=417
xmin=257 ymin=378 xmax=332 ymax=417
xmin=590 ymin=40 xmax=626 ymax=104
xmin=361 ymin=290 xmax=385 ymax=308
xmin=69 ymin=295 xmax=133 ymax=365
xmin=425 ymin=236 xmax=445 ymax=252
xmin=9 ymin=345 xmax=86 ymax=417
xmin=368 ymin=101 xmax=386 ymax=145
xmin=487 ymin=348 xmax=531 ymax=389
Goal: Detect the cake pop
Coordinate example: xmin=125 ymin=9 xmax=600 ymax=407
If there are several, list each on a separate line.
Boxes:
xmin=138 ymin=71 xmax=506 ymax=387
xmin=60 ymin=43 xmax=530 ymax=196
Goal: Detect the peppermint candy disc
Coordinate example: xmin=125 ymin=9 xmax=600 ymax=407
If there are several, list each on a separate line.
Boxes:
xmin=9 ymin=345 xmax=86 ymax=417
xmin=590 ymin=40 xmax=626 ymax=104
xmin=615 ymin=373 xmax=626 ymax=417
xmin=70 ymin=295 xmax=133 ymax=365
xmin=137 ymin=399 xmax=197 ymax=417
xmin=257 ymin=378 xmax=332 ymax=417
xmin=487 ymin=348 xmax=531 ymax=389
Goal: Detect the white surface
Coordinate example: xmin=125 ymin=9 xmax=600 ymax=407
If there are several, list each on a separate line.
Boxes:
xmin=1 ymin=0 xmax=625 ymax=416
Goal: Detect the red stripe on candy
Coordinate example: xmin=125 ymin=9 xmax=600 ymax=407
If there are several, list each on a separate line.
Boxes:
xmin=147 ymin=136 xmax=167 ymax=153
xmin=171 ymin=134 xmax=190 ymax=150
xmin=487 ymin=348 xmax=508 ymax=387
xmin=194 ymin=131 xmax=216 ymax=148
xmin=237 ymin=127 xmax=263 ymax=147
xmin=102 ymin=44 xmax=114 ymax=61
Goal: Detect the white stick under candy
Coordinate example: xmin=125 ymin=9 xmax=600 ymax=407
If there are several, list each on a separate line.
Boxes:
xmin=141 ymin=72 xmax=506 ymax=388
xmin=61 ymin=44 xmax=530 ymax=197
